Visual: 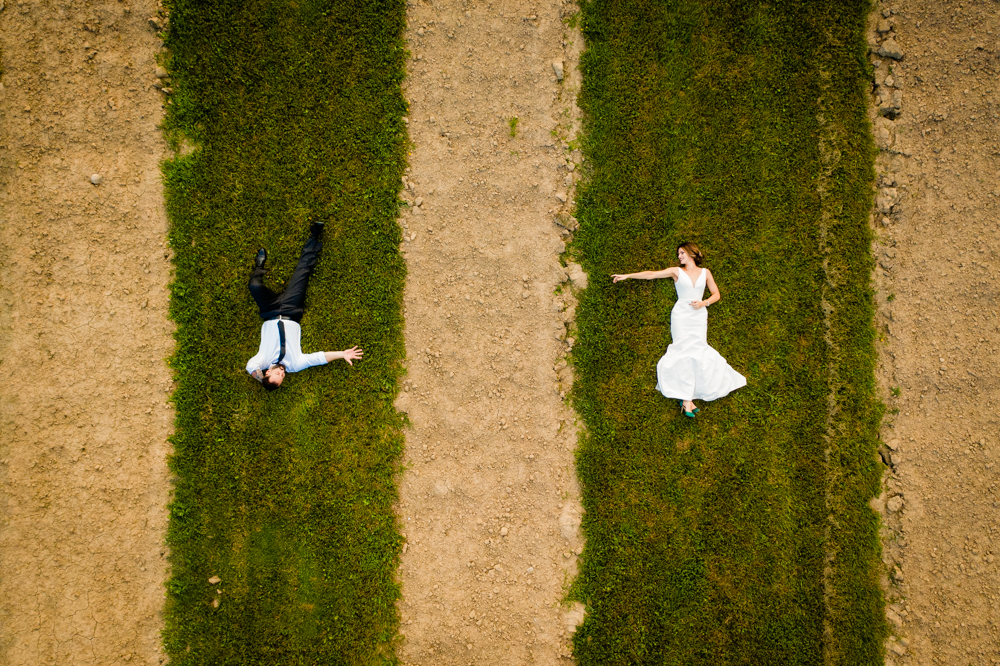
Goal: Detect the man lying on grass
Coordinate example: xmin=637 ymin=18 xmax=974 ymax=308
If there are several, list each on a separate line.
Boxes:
xmin=246 ymin=221 xmax=363 ymax=392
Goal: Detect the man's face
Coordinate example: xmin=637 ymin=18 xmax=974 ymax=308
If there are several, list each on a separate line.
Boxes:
xmin=265 ymin=365 xmax=286 ymax=386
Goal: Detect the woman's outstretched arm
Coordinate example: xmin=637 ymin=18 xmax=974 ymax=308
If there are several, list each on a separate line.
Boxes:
xmin=612 ymin=267 xmax=677 ymax=283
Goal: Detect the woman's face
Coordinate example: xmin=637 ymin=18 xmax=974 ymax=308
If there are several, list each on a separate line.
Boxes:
xmin=678 ymin=248 xmax=690 ymax=267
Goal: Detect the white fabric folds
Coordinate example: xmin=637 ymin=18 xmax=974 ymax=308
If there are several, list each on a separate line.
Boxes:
xmin=655 ymin=268 xmax=747 ymax=402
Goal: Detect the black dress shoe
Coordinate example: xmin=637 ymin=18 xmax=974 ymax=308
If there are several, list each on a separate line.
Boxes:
xmin=254 ymin=248 xmax=267 ymax=269
xmin=309 ymin=221 xmax=325 ymax=238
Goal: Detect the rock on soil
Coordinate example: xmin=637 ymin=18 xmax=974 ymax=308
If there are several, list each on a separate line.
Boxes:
xmin=877 ymin=37 xmax=904 ymax=60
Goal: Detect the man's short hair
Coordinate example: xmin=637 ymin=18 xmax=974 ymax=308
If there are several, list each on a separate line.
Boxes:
xmin=261 ymin=367 xmax=282 ymax=392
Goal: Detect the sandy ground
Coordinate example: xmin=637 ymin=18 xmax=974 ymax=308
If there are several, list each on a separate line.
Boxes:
xmin=0 ymin=1 xmax=174 ymax=664
xmin=868 ymin=1 xmax=1000 ymax=663
xmin=394 ymin=1 xmax=588 ymax=663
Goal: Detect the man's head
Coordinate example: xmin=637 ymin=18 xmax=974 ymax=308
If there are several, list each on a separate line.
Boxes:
xmin=261 ymin=364 xmax=286 ymax=392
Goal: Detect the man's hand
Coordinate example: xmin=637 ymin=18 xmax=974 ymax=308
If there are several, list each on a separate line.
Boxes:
xmin=341 ymin=346 xmax=363 ymax=366
xmin=325 ymin=347 xmax=364 ymax=366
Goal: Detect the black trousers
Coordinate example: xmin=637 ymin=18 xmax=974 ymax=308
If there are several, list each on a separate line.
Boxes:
xmin=248 ymin=235 xmax=322 ymax=322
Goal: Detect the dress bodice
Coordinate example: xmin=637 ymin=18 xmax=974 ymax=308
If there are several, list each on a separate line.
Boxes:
xmin=674 ymin=268 xmax=706 ymax=303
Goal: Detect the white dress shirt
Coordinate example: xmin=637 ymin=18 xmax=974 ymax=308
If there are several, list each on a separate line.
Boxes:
xmin=245 ymin=319 xmax=327 ymax=376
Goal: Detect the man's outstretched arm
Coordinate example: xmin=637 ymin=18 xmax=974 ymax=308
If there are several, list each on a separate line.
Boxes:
xmin=324 ymin=346 xmax=363 ymax=366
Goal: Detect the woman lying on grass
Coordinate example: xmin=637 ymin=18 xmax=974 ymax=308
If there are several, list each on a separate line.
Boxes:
xmin=612 ymin=242 xmax=746 ymax=417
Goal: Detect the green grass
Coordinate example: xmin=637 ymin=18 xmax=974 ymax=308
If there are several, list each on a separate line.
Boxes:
xmin=160 ymin=0 xmax=407 ymax=663
xmin=570 ymin=0 xmax=885 ymax=663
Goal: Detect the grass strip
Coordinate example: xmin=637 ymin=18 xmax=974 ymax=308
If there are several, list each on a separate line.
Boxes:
xmin=569 ymin=0 xmax=885 ymax=663
xmin=160 ymin=0 xmax=407 ymax=663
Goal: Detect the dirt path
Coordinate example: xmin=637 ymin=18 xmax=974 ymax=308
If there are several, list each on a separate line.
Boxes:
xmin=394 ymin=1 xmax=587 ymax=663
xmin=868 ymin=1 xmax=1000 ymax=663
xmin=0 ymin=2 xmax=173 ymax=664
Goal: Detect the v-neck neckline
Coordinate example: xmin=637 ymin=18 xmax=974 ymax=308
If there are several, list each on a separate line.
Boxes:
xmin=680 ymin=268 xmax=703 ymax=285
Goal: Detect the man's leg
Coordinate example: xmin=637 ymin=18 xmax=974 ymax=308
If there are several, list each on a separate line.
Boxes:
xmin=278 ymin=232 xmax=322 ymax=321
xmin=248 ymin=266 xmax=281 ymax=320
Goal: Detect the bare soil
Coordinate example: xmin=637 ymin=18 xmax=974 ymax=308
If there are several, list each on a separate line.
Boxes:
xmin=868 ymin=1 xmax=1000 ymax=663
xmin=0 ymin=1 xmax=174 ymax=664
xmin=394 ymin=1 xmax=587 ymax=663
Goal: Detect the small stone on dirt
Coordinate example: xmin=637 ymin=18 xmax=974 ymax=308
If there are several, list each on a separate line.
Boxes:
xmin=500 ymin=527 xmax=508 ymax=536
xmin=878 ymin=38 xmax=903 ymax=61
xmin=564 ymin=602 xmax=586 ymax=632
xmin=876 ymin=188 xmax=898 ymax=214
xmin=155 ymin=66 xmax=168 ymax=79
xmin=887 ymin=496 xmax=904 ymax=513
xmin=552 ymin=60 xmax=564 ymax=82
xmin=886 ymin=438 xmax=900 ymax=451
xmin=555 ymin=192 xmax=567 ymax=203
xmin=565 ymin=262 xmax=587 ymax=290
xmin=90 ymin=173 xmax=102 ymax=185
xmin=555 ymin=212 xmax=578 ymax=231
xmin=873 ymin=117 xmax=895 ymax=150
xmin=874 ymin=125 xmax=893 ymax=150
xmin=878 ymin=89 xmax=901 ymax=118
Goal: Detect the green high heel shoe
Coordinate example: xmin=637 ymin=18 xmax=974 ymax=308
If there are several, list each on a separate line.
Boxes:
xmin=679 ymin=400 xmax=696 ymax=418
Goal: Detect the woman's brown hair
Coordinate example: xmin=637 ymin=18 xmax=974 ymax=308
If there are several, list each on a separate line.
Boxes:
xmin=676 ymin=242 xmax=704 ymax=266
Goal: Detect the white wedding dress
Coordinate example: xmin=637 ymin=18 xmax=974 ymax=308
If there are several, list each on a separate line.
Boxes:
xmin=655 ymin=268 xmax=747 ymax=402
